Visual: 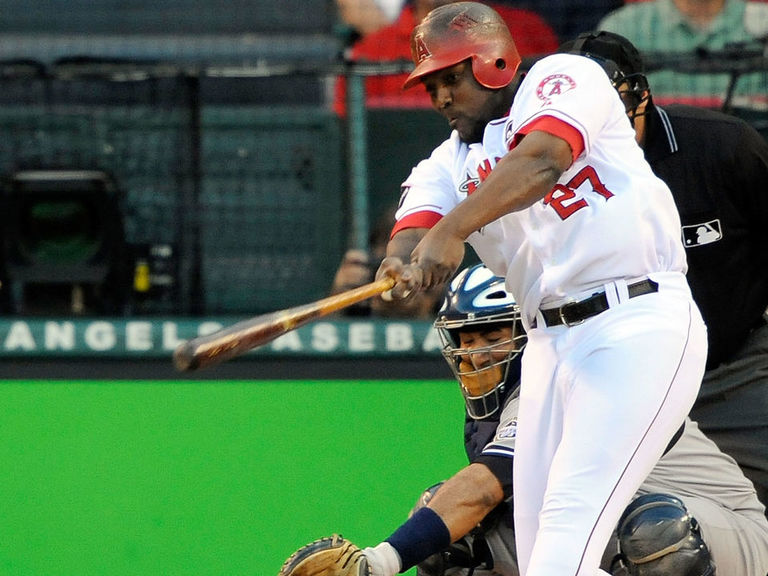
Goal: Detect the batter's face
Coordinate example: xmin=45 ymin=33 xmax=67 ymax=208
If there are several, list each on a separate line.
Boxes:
xmin=421 ymin=61 xmax=511 ymax=143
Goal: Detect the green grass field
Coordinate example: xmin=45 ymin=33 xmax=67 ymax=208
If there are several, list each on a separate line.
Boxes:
xmin=0 ymin=379 xmax=467 ymax=575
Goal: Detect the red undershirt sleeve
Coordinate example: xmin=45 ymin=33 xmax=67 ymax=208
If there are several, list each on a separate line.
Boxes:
xmin=390 ymin=210 xmax=442 ymax=238
xmin=513 ymin=115 xmax=584 ymax=162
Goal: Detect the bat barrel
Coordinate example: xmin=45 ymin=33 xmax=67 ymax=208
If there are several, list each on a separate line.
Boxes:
xmin=172 ymin=311 xmax=286 ymax=372
xmin=173 ymin=277 xmax=396 ymax=372
xmin=173 ymin=341 xmax=200 ymax=372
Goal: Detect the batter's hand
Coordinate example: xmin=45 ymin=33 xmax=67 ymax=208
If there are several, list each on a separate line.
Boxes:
xmin=410 ymin=227 xmax=465 ymax=289
xmin=375 ymin=256 xmax=424 ymax=301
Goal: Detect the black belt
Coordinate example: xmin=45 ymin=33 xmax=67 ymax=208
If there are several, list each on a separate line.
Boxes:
xmin=539 ymin=279 xmax=659 ymax=327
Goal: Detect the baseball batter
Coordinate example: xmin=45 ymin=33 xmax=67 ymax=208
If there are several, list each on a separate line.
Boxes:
xmin=277 ymin=3 xmax=707 ymax=576
xmin=374 ymin=3 xmax=708 ymax=576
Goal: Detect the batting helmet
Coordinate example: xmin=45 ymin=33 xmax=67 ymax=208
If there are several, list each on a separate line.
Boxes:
xmin=403 ymin=1 xmax=521 ymax=90
xmin=434 ymin=264 xmax=526 ymax=419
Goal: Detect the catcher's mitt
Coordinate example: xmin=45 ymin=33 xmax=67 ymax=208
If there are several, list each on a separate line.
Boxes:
xmin=278 ymin=534 xmax=371 ymax=576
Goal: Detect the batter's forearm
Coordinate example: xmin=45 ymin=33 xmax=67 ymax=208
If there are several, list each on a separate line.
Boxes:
xmin=385 ymin=228 xmax=428 ymax=260
xmin=436 ymin=132 xmax=571 ymax=241
xmin=440 ymin=159 xmax=561 ymax=241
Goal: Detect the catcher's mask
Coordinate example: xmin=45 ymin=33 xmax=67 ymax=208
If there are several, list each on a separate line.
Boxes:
xmin=559 ymin=31 xmax=651 ymax=124
xmin=434 ymin=264 xmax=526 ymax=420
xmin=403 ymin=1 xmax=521 ymax=90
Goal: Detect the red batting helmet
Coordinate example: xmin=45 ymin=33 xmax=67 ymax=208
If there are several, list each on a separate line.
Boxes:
xmin=403 ymin=1 xmax=521 ymax=90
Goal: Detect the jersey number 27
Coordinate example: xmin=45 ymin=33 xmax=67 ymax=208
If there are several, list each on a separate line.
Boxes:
xmin=543 ymin=166 xmax=614 ymax=220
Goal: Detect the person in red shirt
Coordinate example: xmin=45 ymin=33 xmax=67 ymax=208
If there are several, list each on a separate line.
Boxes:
xmin=333 ymin=0 xmax=558 ymax=115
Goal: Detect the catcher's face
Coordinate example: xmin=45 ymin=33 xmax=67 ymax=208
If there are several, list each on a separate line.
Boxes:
xmin=451 ymin=326 xmax=519 ymax=418
xmin=457 ymin=327 xmax=518 ymax=368
xmin=421 ymin=61 xmax=511 ymax=143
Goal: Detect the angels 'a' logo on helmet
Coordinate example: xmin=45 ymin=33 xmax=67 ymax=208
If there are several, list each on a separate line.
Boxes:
xmin=414 ymin=34 xmax=431 ymax=64
xmin=434 ymin=265 xmax=526 ymax=420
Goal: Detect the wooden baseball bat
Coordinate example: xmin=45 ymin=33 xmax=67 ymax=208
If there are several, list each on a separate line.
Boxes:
xmin=173 ymin=277 xmax=396 ymax=372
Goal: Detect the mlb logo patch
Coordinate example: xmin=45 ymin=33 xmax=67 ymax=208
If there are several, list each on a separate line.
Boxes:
xmin=682 ymin=219 xmax=722 ymax=248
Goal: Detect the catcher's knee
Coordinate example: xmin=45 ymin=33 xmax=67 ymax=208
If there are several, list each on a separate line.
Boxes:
xmin=615 ymin=493 xmax=715 ymax=576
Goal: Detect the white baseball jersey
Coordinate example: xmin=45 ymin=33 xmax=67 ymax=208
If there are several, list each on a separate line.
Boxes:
xmin=394 ymin=52 xmax=708 ymax=576
xmin=395 ymin=53 xmax=686 ymax=327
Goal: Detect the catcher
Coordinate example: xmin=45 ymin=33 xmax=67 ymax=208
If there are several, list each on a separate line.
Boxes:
xmin=278 ymin=265 xmax=768 ymax=576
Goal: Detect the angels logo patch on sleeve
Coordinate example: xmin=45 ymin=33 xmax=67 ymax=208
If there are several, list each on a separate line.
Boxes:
xmin=536 ymin=74 xmax=576 ymax=106
xmin=682 ymin=219 xmax=722 ymax=248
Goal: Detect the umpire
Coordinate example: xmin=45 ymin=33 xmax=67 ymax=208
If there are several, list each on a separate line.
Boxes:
xmin=562 ymin=31 xmax=768 ymax=511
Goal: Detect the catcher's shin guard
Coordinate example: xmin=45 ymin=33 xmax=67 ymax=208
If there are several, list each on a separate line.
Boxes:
xmin=278 ymin=534 xmax=371 ymax=576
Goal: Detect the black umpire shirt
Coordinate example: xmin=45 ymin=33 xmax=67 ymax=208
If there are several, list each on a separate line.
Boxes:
xmin=643 ymin=104 xmax=768 ymax=369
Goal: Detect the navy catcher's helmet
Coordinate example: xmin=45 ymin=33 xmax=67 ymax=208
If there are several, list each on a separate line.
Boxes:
xmin=434 ymin=264 xmax=526 ymax=419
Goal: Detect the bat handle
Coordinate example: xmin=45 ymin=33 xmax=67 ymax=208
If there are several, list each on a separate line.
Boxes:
xmin=324 ymin=276 xmax=396 ymax=310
